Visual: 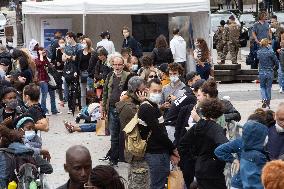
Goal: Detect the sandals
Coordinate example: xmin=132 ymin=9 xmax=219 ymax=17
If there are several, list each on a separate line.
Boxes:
xmin=64 ymin=121 xmax=74 ymax=133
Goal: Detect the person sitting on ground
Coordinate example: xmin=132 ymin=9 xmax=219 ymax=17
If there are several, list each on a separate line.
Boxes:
xmin=22 ymin=83 xmax=49 ymax=132
xmin=64 ymin=92 xmax=101 ymax=133
xmin=126 ymin=56 xmax=139 ymax=73
xmin=146 ymin=70 xmax=159 ymax=83
xmin=139 ymin=55 xmax=160 ymax=81
xmin=85 ymin=165 xmax=125 ymax=189
xmin=158 ymin=63 xmax=170 ymax=86
xmin=14 ymin=114 xmax=53 ymax=174
xmin=262 ymin=160 xmax=284 ymax=189
xmin=179 ymin=98 xmax=228 ymax=189
xmin=57 ymin=145 xmax=92 ymax=189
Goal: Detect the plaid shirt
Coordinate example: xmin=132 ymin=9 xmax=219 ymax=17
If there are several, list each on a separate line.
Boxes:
xmin=35 ymin=58 xmax=49 ymax=82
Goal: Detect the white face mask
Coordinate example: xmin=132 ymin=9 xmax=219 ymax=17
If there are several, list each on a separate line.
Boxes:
xmin=170 ymin=75 xmax=179 ymax=83
xmin=59 ymin=44 xmax=65 ymax=49
xmin=81 ymin=44 xmax=87 ymax=49
xmin=149 ymin=93 xmax=162 ymax=104
xmin=24 ymin=130 xmax=36 ymax=141
xmin=7 ymin=42 xmax=13 ymax=47
xmin=132 ymin=64 xmax=138 ymax=71
xmin=275 ymin=123 xmax=284 ymax=133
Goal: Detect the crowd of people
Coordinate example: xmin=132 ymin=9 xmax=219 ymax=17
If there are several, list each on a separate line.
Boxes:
xmin=0 ymin=22 xmax=283 ymax=189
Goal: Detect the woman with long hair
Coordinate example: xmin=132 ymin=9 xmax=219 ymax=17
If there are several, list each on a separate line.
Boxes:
xmin=151 ymin=34 xmax=173 ymax=66
xmin=257 ymin=38 xmax=279 ymax=109
xmin=194 ymin=38 xmax=212 ymax=80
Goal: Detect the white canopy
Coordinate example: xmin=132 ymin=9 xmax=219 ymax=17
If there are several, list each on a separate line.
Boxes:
xmin=22 ymin=0 xmax=210 ymax=15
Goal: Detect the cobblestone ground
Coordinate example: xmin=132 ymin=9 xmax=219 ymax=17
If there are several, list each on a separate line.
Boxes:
xmin=43 ymin=83 xmax=283 ymax=187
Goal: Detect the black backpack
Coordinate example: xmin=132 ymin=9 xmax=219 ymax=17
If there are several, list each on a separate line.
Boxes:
xmin=63 ymin=61 xmax=77 ymax=83
xmin=45 ymin=63 xmax=63 ymax=90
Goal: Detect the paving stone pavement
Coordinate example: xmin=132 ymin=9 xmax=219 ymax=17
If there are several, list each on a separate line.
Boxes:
xmin=42 ymin=83 xmax=283 ymax=187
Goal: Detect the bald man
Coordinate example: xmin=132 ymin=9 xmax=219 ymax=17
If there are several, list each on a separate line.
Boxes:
xmin=57 ymin=145 xmax=92 ymax=189
xmin=267 ymin=103 xmax=284 ymax=160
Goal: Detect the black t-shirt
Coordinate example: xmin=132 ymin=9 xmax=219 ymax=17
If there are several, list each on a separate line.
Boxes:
xmin=79 ymin=52 xmax=91 ymax=71
xmin=24 ymin=104 xmax=45 ymax=122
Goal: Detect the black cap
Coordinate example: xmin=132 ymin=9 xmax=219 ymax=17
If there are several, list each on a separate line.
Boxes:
xmin=192 ymin=79 xmax=206 ymax=91
xmin=100 ymin=31 xmax=110 ymax=38
xmin=158 ymin=63 xmax=168 ymax=73
xmin=220 ymin=20 xmax=226 ymax=26
xmin=0 ymin=58 xmax=11 ymax=67
xmin=185 ymin=71 xmax=198 ymax=83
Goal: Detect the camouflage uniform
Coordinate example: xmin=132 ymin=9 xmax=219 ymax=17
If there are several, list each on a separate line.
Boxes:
xmin=215 ymin=25 xmax=228 ymax=61
xmin=225 ymin=21 xmax=240 ymax=64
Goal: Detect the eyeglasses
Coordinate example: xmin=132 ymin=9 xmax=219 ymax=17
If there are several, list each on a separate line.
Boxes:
xmin=113 ymin=64 xmax=124 ymax=67
xmin=149 ymin=75 xmax=158 ymax=79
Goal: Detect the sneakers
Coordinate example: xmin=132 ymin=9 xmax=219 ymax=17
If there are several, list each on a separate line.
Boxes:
xmin=99 ymin=156 xmax=110 ymax=162
xmin=280 ymin=87 xmax=283 ymax=94
xmin=45 ymin=112 xmax=51 ymax=116
xmin=262 ymin=100 xmax=270 ymax=109
xmin=67 ymin=110 xmax=72 ymax=114
xmin=52 ymin=111 xmax=62 ymax=115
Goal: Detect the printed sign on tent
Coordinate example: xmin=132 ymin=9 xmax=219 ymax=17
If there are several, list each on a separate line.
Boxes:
xmin=41 ymin=18 xmax=72 ymax=48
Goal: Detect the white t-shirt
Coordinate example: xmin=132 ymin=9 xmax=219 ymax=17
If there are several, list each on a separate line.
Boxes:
xmin=170 ymin=35 xmax=187 ymax=62
xmin=97 ymin=39 xmax=115 ymax=54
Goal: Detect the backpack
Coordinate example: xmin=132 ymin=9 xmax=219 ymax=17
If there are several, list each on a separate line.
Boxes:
xmin=63 ymin=61 xmax=77 ymax=83
xmin=46 ymin=63 xmax=63 ymax=90
xmin=123 ymin=101 xmax=152 ymax=157
xmin=0 ymin=147 xmax=38 ymax=188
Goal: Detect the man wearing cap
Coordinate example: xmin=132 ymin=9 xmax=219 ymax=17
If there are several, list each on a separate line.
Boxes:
xmin=224 ymin=15 xmax=240 ymax=64
xmin=97 ymin=31 xmax=115 ymax=54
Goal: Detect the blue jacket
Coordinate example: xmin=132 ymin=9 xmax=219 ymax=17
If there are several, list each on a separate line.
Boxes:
xmin=240 ymin=121 xmax=268 ymax=189
xmin=257 ymin=47 xmax=279 ymax=72
xmin=266 ymin=125 xmax=284 ymax=160
xmin=215 ymin=138 xmax=243 ymax=188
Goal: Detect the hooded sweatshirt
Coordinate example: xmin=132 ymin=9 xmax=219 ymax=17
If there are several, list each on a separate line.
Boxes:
xmin=29 ymin=39 xmax=39 ymax=59
xmin=240 ymin=121 xmax=269 ymax=189
xmin=170 ymin=35 xmax=186 ymax=62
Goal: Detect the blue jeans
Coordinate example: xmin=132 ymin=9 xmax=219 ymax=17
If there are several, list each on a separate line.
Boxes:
xmin=145 ymin=153 xmax=170 ymax=189
xmin=278 ymin=65 xmax=284 ymax=89
xmin=259 ymin=71 xmax=274 ymax=101
xmin=39 ymin=81 xmax=58 ymax=114
xmin=63 ymin=79 xmax=68 ymax=101
xmin=80 ymin=123 xmax=96 ymax=132
xmin=108 ymin=106 xmax=121 ymax=163
xmin=87 ymin=77 xmax=94 ymax=91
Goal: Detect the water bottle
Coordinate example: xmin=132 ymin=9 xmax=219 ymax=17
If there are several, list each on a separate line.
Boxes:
xmin=29 ymin=181 xmax=37 ymax=189
xmin=7 ymin=181 xmax=17 ymax=189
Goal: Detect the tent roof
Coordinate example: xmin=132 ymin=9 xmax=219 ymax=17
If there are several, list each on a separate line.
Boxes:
xmin=22 ymin=0 xmax=210 ymax=15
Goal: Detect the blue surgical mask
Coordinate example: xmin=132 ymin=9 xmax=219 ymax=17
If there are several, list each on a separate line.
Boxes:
xmin=170 ymin=75 xmax=179 ymax=83
xmin=149 ymin=93 xmax=162 ymax=104
xmin=24 ymin=130 xmax=36 ymax=141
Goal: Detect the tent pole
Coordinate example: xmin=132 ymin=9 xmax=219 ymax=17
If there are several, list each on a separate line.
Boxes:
xmin=82 ymin=14 xmax=86 ymax=35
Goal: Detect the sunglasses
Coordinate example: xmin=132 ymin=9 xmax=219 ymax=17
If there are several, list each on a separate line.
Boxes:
xmin=149 ymin=75 xmax=158 ymax=79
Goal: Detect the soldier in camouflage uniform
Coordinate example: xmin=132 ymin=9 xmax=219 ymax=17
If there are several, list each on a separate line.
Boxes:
xmin=225 ymin=15 xmax=240 ymax=64
xmin=215 ymin=20 xmax=228 ymax=64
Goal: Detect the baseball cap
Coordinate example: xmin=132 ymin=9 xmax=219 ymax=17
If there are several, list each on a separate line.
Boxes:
xmin=100 ymin=31 xmax=110 ymax=38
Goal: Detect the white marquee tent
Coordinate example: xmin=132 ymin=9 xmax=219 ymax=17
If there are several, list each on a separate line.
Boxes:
xmin=22 ymin=0 xmax=211 ymax=57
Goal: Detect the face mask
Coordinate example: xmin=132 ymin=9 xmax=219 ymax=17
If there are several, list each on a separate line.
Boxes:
xmin=7 ymin=42 xmax=13 ymax=47
xmin=132 ymin=64 xmax=138 ymax=71
xmin=5 ymin=99 xmax=18 ymax=110
xmin=170 ymin=75 xmax=179 ymax=83
xmin=149 ymin=93 xmax=162 ymax=104
xmin=275 ymin=123 xmax=284 ymax=133
xmin=24 ymin=130 xmax=36 ymax=141
xmin=59 ymin=44 xmax=65 ymax=49
xmin=81 ymin=44 xmax=87 ymax=49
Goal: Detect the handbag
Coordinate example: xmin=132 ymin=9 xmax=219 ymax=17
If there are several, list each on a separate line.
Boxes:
xmin=96 ymin=119 xmax=107 ymax=136
xmin=167 ymin=166 xmax=185 ymax=189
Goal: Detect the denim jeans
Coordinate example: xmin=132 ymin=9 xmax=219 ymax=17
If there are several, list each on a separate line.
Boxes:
xmin=145 ymin=153 xmax=170 ymax=189
xmin=259 ymin=71 xmax=274 ymax=101
xmin=79 ymin=123 xmax=96 ymax=132
xmin=278 ymin=65 xmax=284 ymax=89
xmin=87 ymin=77 xmax=94 ymax=91
xmin=39 ymin=81 xmax=58 ymax=114
xmin=108 ymin=106 xmax=121 ymax=163
xmin=80 ymin=81 xmax=87 ymax=107
xmin=63 ymin=78 xmax=69 ymax=101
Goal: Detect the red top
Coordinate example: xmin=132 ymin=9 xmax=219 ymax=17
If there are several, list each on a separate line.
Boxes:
xmin=35 ymin=58 xmax=49 ymax=82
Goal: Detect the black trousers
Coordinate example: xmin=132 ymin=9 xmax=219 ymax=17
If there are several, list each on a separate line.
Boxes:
xmin=196 ymin=178 xmax=227 ymax=189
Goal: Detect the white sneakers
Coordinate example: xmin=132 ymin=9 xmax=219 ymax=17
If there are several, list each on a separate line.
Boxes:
xmin=280 ymin=87 xmax=283 ymax=94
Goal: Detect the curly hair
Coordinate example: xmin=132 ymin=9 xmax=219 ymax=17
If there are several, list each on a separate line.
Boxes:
xmin=262 ymin=160 xmax=284 ymax=189
xmin=200 ymin=98 xmax=224 ymax=119
xmin=196 ymin=38 xmax=210 ymax=62
xmin=168 ymin=62 xmax=184 ymax=75
xmin=141 ymin=55 xmax=153 ymax=68
xmin=200 ymin=79 xmax=218 ymax=98
xmin=89 ymin=165 xmax=125 ymax=189
xmin=155 ymin=35 xmax=168 ymax=48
